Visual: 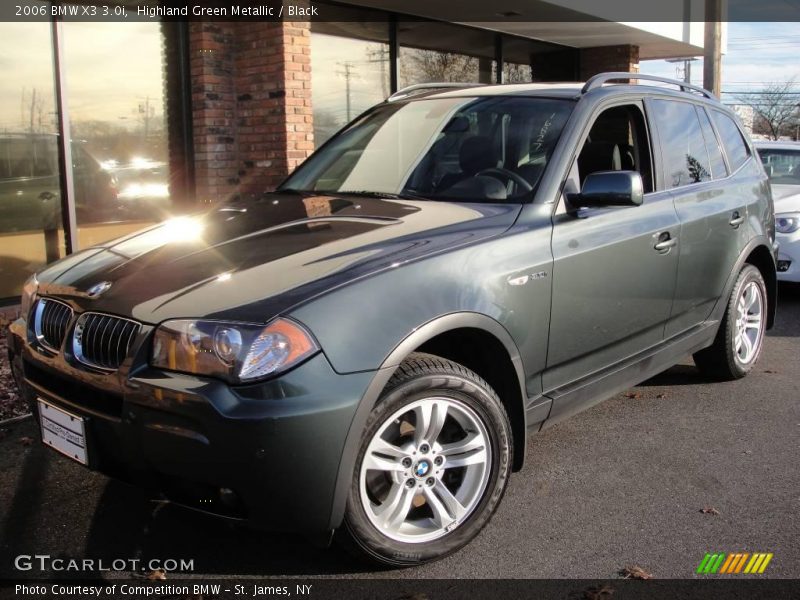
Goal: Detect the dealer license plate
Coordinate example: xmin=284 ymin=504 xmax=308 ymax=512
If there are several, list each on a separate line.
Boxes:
xmin=38 ymin=399 xmax=88 ymax=465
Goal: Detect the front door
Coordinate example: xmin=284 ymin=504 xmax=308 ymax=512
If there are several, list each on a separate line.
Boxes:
xmin=544 ymin=101 xmax=680 ymax=416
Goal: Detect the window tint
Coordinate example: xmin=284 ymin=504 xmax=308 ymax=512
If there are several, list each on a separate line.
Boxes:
xmin=711 ymin=110 xmax=750 ymax=172
xmin=758 ymin=148 xmax=800 ymax=184
xmin=651 ymin=100 xmax=711 ymax=189
xmin=281 ymin=97 xmax=574 ymax=203
xmin=576 ymin=104 xmax=654 ymax=193
xmin=696 ymin=107 xmax=728 ymax=179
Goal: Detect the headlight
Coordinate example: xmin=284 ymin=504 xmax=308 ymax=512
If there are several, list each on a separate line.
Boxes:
xmin=775 ymin=213 xmax=800 ymax=234
xmin=20 ymin=274 xmax=38 ymax=320
xmin=151 ymin=317 xmax=319 ymax=383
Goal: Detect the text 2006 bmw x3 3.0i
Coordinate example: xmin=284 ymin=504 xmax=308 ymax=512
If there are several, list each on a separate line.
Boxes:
xmin=7 ymin=73 xmax=777 ymax=566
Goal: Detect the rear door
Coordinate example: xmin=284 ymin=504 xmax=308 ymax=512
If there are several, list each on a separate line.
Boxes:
xmin=649 ymin=99 xmax=751 ymax=338
xmin=544 ymin=100 xmax=681 ymax=409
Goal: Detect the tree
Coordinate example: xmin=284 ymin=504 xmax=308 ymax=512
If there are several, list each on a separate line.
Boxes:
xmin=737 ymin=79 xmax=800 ymax=141
xmin=400 ymin=49 xmax=478 ymax=84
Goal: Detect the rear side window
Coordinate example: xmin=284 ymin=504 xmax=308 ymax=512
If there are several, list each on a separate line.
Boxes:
xmin=650 ymin=99 xmax=711 ymax=189
xmin=696 ymin=107 xmax=728 ymax=179
xmin=711 ymin=110 xmax=750 ymax=172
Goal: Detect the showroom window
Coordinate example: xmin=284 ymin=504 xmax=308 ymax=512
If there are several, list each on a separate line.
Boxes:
xmin=399 ymin=21 xmax=497 ymax=88
xmin=311 ymin=8 xmax=391 ymax=147
xmin=61 ymin=21 xmax=172 ymax=248
xmin=0 ymin=21 xmax=63 ymax=298
xmin=0 ymin=13 xmax=191 ymax=302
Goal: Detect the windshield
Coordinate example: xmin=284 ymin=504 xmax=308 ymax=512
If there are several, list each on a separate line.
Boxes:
xmin=279 ymin=96 xmax=574 ymax=203
xmin=758 ymin=148 xmax=800 ymax=185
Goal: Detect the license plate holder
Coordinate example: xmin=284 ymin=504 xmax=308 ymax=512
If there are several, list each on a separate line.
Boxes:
xmin=38 ymin=399 xmax=88 ymax=465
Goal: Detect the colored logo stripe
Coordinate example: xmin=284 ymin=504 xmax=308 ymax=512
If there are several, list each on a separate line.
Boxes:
xmin=697 ymin=552 xmax=773 ymax=574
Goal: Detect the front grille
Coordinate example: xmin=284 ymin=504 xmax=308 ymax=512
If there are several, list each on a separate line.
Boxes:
xmin=73 ymin=312 xmax=141 ymax=370
xmin=33 ymin=298 xmax=74 ymax=351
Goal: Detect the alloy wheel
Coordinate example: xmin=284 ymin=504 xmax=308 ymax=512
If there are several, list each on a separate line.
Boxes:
xmin=734 ymin=280 xmax=764 ymax=365
xmin=358 ymin=396 xmax=491 ymax=544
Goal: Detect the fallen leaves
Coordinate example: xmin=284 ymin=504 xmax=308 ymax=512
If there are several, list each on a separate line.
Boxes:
xmin=145 ymin=568 xmax=167 ymax=581
xmin=19 ymin=436 xmax=34 ymax=446
xmin=700 ymin=506 xmax=720 ymax=515
xmin=763 ymin=369 xmax=778 ymax=374
xmin=0 ymin=332 xmax=27 ymax=421
xmin=624 ymin=392 xmax=641 ymax=399
xmin=619 ymin=565 xmax=653 ymax=580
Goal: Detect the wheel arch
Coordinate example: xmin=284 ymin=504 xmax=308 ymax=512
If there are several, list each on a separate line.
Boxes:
xmin=744 ymin=243 xmax=777 ymax=329
xmin=710 ymin=238 xmax=777 ymax=331
xmin=327 ymin=312 xmax=529 ymax=530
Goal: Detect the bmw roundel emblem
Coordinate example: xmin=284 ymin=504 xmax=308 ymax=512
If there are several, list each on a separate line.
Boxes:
xmin=415 ymin=460 xmax=430 ymax=477
xmin=86 ymin=281 xmax=112 ymax=298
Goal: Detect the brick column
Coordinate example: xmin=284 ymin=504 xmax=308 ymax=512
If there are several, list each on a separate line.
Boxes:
xmin=189 ymin=21 xmax=313 ymax=206
xmin=579 ymin=44 xmax=640 ymax=80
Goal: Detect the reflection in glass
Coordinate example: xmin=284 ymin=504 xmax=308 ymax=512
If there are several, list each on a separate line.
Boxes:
xmin=282 ymin=97 xmax=573 ymax=203
xmin=0 ymin=22 xmax=63 ymax=298
xmin=399 ymin=22 xmax=496 ymax=88
xmin=311 ymin=19 xmax=391 ymax=148
xmin=651 ymin=100 xmax=712 ymax=189
xmin=61 ymin=21 xmax=171 ymax=247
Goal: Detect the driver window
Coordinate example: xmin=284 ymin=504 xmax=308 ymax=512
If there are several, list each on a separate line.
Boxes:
xmin=575 ymin=104 xmax=654 ymax=194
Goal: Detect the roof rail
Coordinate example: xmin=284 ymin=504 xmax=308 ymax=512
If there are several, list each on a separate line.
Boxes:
xmin=581 ymin=72 xmax=716 ymax=100
xmin=387 ymin=82 xmax=486 ymax=102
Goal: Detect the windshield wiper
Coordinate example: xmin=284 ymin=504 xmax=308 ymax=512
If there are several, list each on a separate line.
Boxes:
xmin=336 ymin=190 xmax=429 ymax=200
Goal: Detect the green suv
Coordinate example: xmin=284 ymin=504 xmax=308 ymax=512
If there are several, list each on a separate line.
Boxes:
xmin=6 ymin=73 xmax=776 ymax=567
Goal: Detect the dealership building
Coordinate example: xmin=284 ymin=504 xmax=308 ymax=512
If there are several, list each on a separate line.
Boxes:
xmin=0 ymin=1 xmax=706 ymax=300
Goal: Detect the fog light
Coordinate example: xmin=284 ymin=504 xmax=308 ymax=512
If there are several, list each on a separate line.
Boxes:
xmin=218 ymin=487 xmax=242 ymax=509
xmin=777 ymin=260 xmax=791 ymax=272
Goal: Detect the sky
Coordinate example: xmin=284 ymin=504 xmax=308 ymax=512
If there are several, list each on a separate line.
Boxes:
xmin=641 ymin=22 xmax=800 ymax=103
xmin=0 ymin=21 xmax=164 ymax=133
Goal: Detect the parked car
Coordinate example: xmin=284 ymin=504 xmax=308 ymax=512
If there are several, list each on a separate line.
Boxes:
xmin=0 ymin=134 xmax=117 ymax=233
xmin=6 ymin=73 xmax=776 ymax=566
xmin=755 ymin=141 xmax=800 ymax=282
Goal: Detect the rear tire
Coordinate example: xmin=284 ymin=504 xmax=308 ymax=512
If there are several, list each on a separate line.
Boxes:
xmin=693 ymin=264 xmax=767 ymax=380
xmin=339 ymin=352 xmax=512 ymax=567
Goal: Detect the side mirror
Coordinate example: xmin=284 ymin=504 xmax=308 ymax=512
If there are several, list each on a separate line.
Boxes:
xmin=568 ymin=171 xmax=644 ymax=209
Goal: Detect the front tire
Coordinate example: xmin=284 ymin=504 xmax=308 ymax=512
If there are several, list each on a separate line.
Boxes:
xmin=340 ymin=352 xmax=512 ymax=567
xmin=693 ymin=264 xmax=767 ymax=380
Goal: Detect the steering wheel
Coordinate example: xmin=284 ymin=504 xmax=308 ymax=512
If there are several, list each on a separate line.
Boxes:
xmin=475 ymin=167 xmax=534 ymax=194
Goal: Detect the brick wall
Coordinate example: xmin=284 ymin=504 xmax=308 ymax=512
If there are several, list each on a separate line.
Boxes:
xmin=188 ymin=21 xmax=313 ymax=206
xmin=579 ymin=44 xmax=640 ymax=80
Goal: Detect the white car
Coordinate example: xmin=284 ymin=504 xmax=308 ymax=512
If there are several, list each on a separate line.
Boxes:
xmin=756 ymin=141 xmax=800 ymax=282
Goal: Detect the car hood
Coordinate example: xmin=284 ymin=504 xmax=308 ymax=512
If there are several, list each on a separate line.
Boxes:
xmin=771 ymin=183 xmax=800 ymax=201
xmin=773 ymin=188 xmax=800 ymax=213
xmin=35 ymin=193 xmax=521 ymax=324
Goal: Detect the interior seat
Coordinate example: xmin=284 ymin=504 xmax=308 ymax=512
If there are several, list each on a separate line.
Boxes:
xmin=438 ymin=135 xmax=497 ymax=192
xmin=577 ymin=141 xmax=622 ymax=184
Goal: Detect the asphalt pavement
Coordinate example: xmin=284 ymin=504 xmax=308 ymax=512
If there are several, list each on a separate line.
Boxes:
xmin=1 ymin=285 xmax=798 ymax=580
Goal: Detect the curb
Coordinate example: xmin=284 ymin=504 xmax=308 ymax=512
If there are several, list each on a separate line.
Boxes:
xmin=0 ymin=413 xmax=33 ymax=426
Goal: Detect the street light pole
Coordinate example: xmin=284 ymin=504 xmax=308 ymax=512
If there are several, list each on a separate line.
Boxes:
xmin=703 ymin=0 xmax=722 ymax=97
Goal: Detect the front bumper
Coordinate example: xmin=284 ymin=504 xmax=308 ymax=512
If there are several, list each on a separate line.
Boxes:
xmin=776 ymin=230 xmax=800 ymax=282
xmin=6 ymin=318 xmax=375 ymax=534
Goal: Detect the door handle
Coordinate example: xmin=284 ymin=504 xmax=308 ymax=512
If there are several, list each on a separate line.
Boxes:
xmin=730 ymin=211 xmax=744 ymax=228
xmin=654 ymin=232 xmax=677 ymax=252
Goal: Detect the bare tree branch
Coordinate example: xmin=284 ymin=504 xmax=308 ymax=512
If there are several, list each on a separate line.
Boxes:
xmin=736 ymin=79 xmax=800 ymax=141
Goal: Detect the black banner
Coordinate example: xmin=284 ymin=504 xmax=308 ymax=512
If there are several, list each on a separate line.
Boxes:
xmin=2 ymin=579 xmax=800 ymax=600
xmin=2 ymin=0 xmax=800 ymax=22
